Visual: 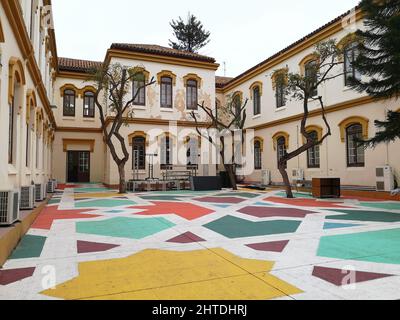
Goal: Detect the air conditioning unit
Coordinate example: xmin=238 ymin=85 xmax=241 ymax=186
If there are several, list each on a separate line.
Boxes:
xmin=20 ymin=186 xmax=35 ymax=210
xmin=0 ymin=190 xmax=20 ymax=226
xmin=261 ymin=170 xmax=271 ymax=186
xmin=35 ymin=184 xmax=45 ymax=202
xmin=292 ymin=168 xmax=305 ymax=181
xmin=47 ymin=180 xmax=56 ymax=194
xmin=52 ymin=179 xmax=58 ymax=189
xmin=376 ymin=166 xmax=394 ymax=192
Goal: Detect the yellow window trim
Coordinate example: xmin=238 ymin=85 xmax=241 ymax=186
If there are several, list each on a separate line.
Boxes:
xmin=271 ymin=68 xmax=288 ymax=90
xmin=8 ymin=57 xmax=26 ymax=104
xmin=301 ymin=125 xmax=323 ymax=144
xmin=338 ymin=116 xmax=369 ymax=142
xmin=249 ymin=81 xmax=263 ymax=99
xmin=183 ymin=73 xmax=202 ymax=88
xmin=272 ymin=131 xmax=290 ymax=150
xmin=157 ymin=70 xmax=177 ymax=86
xmin=128 ymin=131 xmax=149 ymax=146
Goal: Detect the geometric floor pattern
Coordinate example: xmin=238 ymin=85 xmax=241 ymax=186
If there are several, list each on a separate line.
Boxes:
xmin=1 ymin=183 xmax=400 ymax=300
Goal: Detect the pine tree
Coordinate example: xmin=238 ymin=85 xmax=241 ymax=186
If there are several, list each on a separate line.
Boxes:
xmin=169 ymin=13 xmax=210 ymax=53
xmin=349 ymin=0 xmax=400 ymax=146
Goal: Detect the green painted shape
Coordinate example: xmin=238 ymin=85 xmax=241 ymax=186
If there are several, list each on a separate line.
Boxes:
xmin=326 ymin=209 xmax=400 ymax=222
xmin=139 ymin=195 xmax=186 ymax=201
xmin=318 ymin=228 xmax=400 ymax=265
xmin=76 ymin=217 xmax=175 ymax=239
xmin=10 ymin=235 xmax=47 ymax=260
xmin=74 ymin=188 xmax=112 ymax=193
xmin=215 ymin=192 xmax=259 ymax=199
xmin=359 ymin=202 xmax=400 ymax=211
xmin=204 ymin=215 xmax=301 ymax=239
xmin=75 ymin=199 xmax=136 ymax=208
xmin=276 ymin=191 xmax=314 ymax=199
xmin=48 ymin=199 xmax=61 ymax=204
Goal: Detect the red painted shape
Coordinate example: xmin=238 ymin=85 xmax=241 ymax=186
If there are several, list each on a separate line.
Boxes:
xmin=0 ymin=267 xmax=35 ymax=285
xmin=265 ymin=197 xmax=351 ymax=208
xmin=77 ymin=240 xmax=120 ymax=254
xmin=167 ymin=232 xmax=205 ymax=244
xmin=130 ymin=202 xmax=214 ymax=220
xmin=195 ymin=197 xmax=245 ymax=204
xmin=312 ymin=266 xmax=394 ymax=286
xmin=239 ymin=206 xmax=315 ymax=218
xmin=32 ymin=206 xmax=100 ymax=230
xmin=246 ymin=240 xmax=289 ymax=252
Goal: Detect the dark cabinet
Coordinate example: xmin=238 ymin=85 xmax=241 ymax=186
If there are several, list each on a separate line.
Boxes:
xmin=312 ymin=178 xmax=341 ymax=198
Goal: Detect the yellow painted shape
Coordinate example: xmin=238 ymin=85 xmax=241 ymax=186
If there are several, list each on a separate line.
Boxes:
xmin=74 ymin=192 xmax=120 ymax=199
xmin=42 ymin=248 xmax=302 ymax=300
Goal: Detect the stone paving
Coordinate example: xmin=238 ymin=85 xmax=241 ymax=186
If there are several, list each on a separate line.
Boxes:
xmin=1 ymin=184 xmax=400 ymax=300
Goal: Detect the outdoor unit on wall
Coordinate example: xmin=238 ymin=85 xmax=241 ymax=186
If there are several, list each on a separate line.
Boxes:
xmin=376 ymin=166 xmax=395 ymax=192
xmin=292 ymin=168 xmax=305 ymax=181
xmin=52 ymin=179 xmax=58 ymax=189
xmin=20 ymin=186 xmax=35 ymax=210
xmin=261 ymin=170 xmax=271 ymax=186
xmin=0 ymin=190 xmax=20 ymax=226
xmin=35 ymin=184 xmax=45 ymax=202
xmin=47 ymin=180 xmax=56 ymax=194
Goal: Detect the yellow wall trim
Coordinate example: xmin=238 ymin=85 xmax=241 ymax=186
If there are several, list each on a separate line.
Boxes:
xmin=302 ymin=125 xmax=324 ymax=144
xmin=62 ymin=139 xmax=95 ymax=152
xmin=338 ymin=116 xmax=369 ymax=142
xmin=26 ymin=89 xmax=37 ymax=123
xmin=128 ymin=131 xmax=148 ymax=146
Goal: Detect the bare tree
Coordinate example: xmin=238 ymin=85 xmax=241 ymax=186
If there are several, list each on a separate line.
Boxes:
xmin=190 ymin=96 xmax=248 ymax=190
xmin=274 ymin=40 xmax=344 ymax=198
xmin=91 ymin=63 xmax=155 ymax=193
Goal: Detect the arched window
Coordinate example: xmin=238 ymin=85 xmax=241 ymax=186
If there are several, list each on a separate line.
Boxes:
xmin=132 ymin=137 xmax=146 ymax=170
xmin=186 ymin=79 xmax=198 ymax=110
xmin=344 ymin=42 xmax=361 ymax=86
xmin=307 ymin=131 xmax=320 ymax=168
xmin=277 ymin=136 xmax=287 ymax=169
xmin=83 ymin=91 xmax=95 ymax=118
xmin=160 ymin=77 xmax=173 ymax=108
xmin=160 ymin=136 xmax=172 ymax=169
xmin=304 ymin=60 xmax=318 ymax=97
xmin=254 ymin=140 xmax=262 ymax=170
xmin=63 ymin=89 xmax=76 ymax=116
xmin=253 ymin=86 xmax=261 ymax=115
xmin=346 ymin=124 xmax=365 ymax=167
xmin=133 ymin=73 xmax=146 ymax=106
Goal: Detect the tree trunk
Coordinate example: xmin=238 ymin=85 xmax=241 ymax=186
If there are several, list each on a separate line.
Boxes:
xmin=225 ymin=164 xmax=238 ymax=191
xmin=118 ymin=163 xmax=127 ymax=194
xmin=278 ymin=162 xmax=293 ymax=198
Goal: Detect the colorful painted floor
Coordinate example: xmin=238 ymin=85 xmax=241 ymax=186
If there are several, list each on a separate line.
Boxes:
xmin=1 ymin=185 xmax=400 ymax=300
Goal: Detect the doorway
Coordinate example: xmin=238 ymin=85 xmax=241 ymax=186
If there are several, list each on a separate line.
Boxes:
xmin=67 ymin=151 xmax=90 ymax=183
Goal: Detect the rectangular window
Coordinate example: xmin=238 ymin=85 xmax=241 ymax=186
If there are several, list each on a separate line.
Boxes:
xmin=63 ymin=90 xmax=76 ymax=117
xmin=344 ymin=43 xmax=361 ymax=86
xmin=161 ymin=137 xmax=172 ymax=170
xmin=132 ymin=137 xmax=146 ymax=170
xmin=83 ymin=92 xmax=95 ymax=118
xmin=253 ymin=88 xmax=261 ymax=115
xmin=276 ymin=83 xmax=286 ymax=108
xmin=160 ymin=77 xmax=173 ymax=108
xmin=8 ymin=102 xmax=14 ymax=164
xmin=186 ymin=80 xmax=198 ymax=110
xmin=133 ymin=76 xmax=146 ymax=106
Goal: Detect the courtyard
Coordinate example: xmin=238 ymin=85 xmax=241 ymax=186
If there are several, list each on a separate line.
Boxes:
xmin=0 ymin=185 xmax=400 ymax=300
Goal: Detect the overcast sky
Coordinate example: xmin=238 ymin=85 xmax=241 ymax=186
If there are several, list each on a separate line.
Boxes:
xmin=52 ymin=0 xmax=360 ymax=77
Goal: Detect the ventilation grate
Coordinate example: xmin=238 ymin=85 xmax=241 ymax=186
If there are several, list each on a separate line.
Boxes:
xmin=35 ymin=184 xmax=42 ymax=201
xmin=21 ymin=187 xmax=32 ymax=209
xmin=12 ymin=192 xmax=19 ymax=221
xmin=0 ymin=191 xmax=9 ymax=224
